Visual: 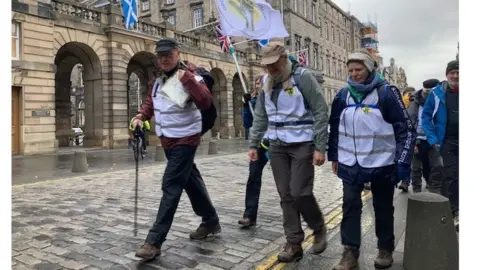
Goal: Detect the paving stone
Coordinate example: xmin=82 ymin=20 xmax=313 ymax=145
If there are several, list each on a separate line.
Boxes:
xmin=32 ymin=263 xmax=62 ymax=270
xmin=12 ymin=153 xmax=344 ymax=270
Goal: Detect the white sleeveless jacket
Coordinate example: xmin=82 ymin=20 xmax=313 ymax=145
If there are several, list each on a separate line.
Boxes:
xmin=337 ymin=87 xmax=396 ymax=168
xmin=152 ymin=74 xmax=203 ymax=138
xmin=264 ymin=71 xmax=314 ymax=143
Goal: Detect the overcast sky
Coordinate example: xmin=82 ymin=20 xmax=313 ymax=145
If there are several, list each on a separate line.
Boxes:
xmin=332 ymin=0 xmax=459 ymax=89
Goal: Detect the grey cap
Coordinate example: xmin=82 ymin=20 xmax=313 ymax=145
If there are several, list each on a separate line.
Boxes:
xmin=155 ymin=37 xmax=179 ymax=53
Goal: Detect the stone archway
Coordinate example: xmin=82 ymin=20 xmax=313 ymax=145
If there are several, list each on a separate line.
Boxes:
xmin=232 ymin=72 xmax=248 ymax=137
xmin=210 ymin=68 xmax=228 ymax=138
xmin=54 ymin=42 xmax=102 ymax=147
xmin=126 ymin=51 xmax=158 ymax=129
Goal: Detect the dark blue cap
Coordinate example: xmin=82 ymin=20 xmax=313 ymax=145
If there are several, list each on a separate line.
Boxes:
xmin=155 ymin=37 xmax=179 ymax=53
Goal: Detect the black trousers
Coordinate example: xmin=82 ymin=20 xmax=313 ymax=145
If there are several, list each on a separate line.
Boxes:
xmin=429 ymin=140 xmax=459 ymax=214
xmin=411 ymin=140 xmax=431 ymax=190
xmin=243 ymin=147 xmax=268 ymax=221
xmin=341 ymin=168 xmax=395 ymax=252
xmin=145 ymin=145 xmax=219 ymax=247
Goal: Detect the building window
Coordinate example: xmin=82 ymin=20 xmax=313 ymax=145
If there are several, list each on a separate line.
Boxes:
xmin=12 ymin=22 xmax=20 ymax=60
xmin=293 ymin=0 xmax=297 ymax=12
xmin=141 ymin=0 xmax=149 ymax=11
xmin=193 ymin=7 xmax=203 ymax=28
xmin=312 ymin=3 xmax=316 ymax=23
xmin=337 ymin=30 xmax=340 ymax=45
xmin=168 ymin=14 xmax=175 ymax=25
xmin=332 ymin=26 xmax=335 ymax=43
xmin=303 ymin=1 xmax=307 ymax=17
xmin=320 ymin=54 xmax=324 ymax=70
xmin=313 ymin=44 xmax=319 ymax=69
xmin=333 ymin=60 xmax=337 ymax=79
xmin=327 ymin=58 xmax=331 ymax=76
xmin=166 ymin=0 xmax=175 ymax=4
xmin=325 ymin=23 xmax=329 ymax=40
xmin=294 ymin=35 xmax=302 ymax=52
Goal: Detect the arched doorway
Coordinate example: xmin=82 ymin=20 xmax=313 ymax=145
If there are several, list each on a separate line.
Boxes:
xmin=210 ymin=68 xmax=228 ymax=138
xmin=232 ymin=72 xmax=248 ymax=137
xmin=126 ymin=52 xmax=158 ymax=126
xmin=54 ymin=42 xmax=102 ymax=148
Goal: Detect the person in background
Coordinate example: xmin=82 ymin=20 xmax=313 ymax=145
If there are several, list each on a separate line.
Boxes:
xmin=238 ymin=74 xmax=270 ymax=228
xmin=422 ymin=60 xmax=459 ymax=230
xmin=328 ymin=49 xmax=415 ymax=270
xmin=398 ymin=79 xmax=440 ymax=192
xmin=242 ymin=77 xmax=261 ymax=140
xmin=402 ymin=87 xmax=415 ymax=107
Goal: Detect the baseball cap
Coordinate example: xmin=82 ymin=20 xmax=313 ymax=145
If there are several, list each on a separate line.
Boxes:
xmin=261 ymin=42 xmax=287 ymax=65
xmin=155 ymin=37 xmax=179 ymax=54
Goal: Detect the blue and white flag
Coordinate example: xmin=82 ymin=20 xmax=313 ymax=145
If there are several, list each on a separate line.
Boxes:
xmin=121 ymin=0 xmax=138 ymax=30
xmin=258 ymin=39 xmax=269 ymax=48
xmin=215 ymin=0 xmax=288 ymax=39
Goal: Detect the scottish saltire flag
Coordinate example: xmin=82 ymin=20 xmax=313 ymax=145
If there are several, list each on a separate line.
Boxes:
xmin=121 ymin=0 xmax=138 ymax=30
xmin=258 ymin=39 xmax=269 ymax=48
xmin=215 ymin=24 xmax=231 ymax=53
xmin=215 ymin=0 xmax=288 ymax=39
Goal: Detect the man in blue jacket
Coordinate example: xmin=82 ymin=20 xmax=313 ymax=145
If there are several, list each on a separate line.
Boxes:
xmin=328 ymin=49 xmax=415 ymax=270
xmin=421 ymin=60 xmax=459 ymax=229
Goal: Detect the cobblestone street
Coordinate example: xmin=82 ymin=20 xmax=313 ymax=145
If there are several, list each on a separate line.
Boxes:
xmin=12 ymin=153 xmax=344 ymax=270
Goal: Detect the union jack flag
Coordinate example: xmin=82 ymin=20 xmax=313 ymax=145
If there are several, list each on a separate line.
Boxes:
xmin=298 ymin=51 xmax=307 ymax=66
xmin=215 ymin=24 xmax=230 ymax=53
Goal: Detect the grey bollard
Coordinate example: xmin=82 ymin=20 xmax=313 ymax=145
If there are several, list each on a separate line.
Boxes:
xmin=71 ymin=150 xmax=88 ymax=173
xmin=208 ymin=140 xmax=218 ymax=155
xmin=155 ymin=145 xmax=166 ymax=162
xmin=403 ymin=192 xmax=458 ymax=270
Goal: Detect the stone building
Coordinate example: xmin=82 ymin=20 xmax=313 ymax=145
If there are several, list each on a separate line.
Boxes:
xmin=139 ymin=0 xmax=363 ymax=105
xmin=381 ymin=58 xmax=409 ymax=90
xmin=11 ymin=0 xmax=266 ymax=155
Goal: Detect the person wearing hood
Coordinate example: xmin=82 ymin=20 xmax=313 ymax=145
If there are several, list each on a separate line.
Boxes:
xmin=328 ymin=49 xmax=416 ymax=270
xmin=398 ymin=79 xmax=440 ymax=193
xmin=421 ymin=60 xmax=459 ymax=230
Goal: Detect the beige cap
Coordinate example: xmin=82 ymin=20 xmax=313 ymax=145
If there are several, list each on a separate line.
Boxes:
xmin=261 ymin=41 xmax=287 ymax=65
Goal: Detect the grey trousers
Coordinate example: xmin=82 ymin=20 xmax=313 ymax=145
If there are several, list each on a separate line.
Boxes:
xmin=269 ymin=143 xmax=326 ymax=245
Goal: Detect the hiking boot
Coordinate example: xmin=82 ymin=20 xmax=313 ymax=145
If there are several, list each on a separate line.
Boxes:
xmin=238 ymin=217 xmax=256 ymax=228
xmin=277 ymin=243 xmax=303 ymax=262
xmin=189 ymin=223 xmax=221 ymax=240
xmin=312 ymin=227 xmax=327 ymax=254
xmin=364 ymin=183 xmax=371 ymax=191
xmin=333 ymin=246 xmax=359 ymax=270
xmin=398 ymin=182 xmax=409 ymax=192
xmin=374 ymin=249 xmax=393 ymax=269
xmin=135 ymin=243 xmax=161 ymax=260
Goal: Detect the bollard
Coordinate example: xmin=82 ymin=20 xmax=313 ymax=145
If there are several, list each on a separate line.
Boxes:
xmin=71 ymin=150 xmax=88 ymax=173
xmin=208 ymin=140 xmax=218 ymax=155
xmin=155 ymin=145 xmax=166 ymax=162
xmin=403 ymin=192 xmax=458 ymax=270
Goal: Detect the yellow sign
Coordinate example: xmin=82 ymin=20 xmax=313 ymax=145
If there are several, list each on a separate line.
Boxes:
xmin=362 ymin=106 xmax=372 ymax=113
xmin=227 ymin=0 xmax=262 ymax=31
xmin=285 ymin=88 xmax=295 ymax=96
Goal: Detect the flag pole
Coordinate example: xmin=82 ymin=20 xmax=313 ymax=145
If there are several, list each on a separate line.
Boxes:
xmin=227 ymin=36 xmax=254 ymax=115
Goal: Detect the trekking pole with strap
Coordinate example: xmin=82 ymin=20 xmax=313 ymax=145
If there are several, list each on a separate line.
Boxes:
xmin=133 ymin=125 xmax=141 ymax=236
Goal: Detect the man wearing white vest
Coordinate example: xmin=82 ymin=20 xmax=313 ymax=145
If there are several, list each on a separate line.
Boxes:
xmin=132 ymin=38 xmax=220 ymax=261
xmin=328 ymin=49 xmax=415 ymax=270
xmin=249 ymin=42 xmax=330 ymax=263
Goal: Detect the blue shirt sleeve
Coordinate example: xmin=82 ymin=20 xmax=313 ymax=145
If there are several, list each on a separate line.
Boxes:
xmin=327 ymin=90 xmax=346 ymax=162
xmin=381 ymin=86 xmax=416 ymax=166
xmin=421 ymin=92 xmax=438 ymax=146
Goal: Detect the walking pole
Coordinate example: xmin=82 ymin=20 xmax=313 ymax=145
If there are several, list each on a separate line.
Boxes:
xmin=133 ymin=126 xmax=140 ymax=236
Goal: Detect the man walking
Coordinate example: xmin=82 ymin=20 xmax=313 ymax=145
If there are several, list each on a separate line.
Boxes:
xmin=132 ymin=38 xmax=221 ymax=260
xmin=249 ymin=42 xmax=330 ymax=262
xmin=422 ymin=60 xmax=459 ymax=229
xmin=398 ymin=79 xmax=440 ymax=192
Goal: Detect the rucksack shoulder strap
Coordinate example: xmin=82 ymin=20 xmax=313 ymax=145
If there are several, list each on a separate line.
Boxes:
xmin=292 ymin=67 xmax=306 ymax=88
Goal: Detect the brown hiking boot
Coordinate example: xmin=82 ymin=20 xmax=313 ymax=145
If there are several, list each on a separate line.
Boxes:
xmin=189 ymin=223 xmax=221 ymax=240
xmin=333 ymin=246 xmax=359 ymax=270
xmin=238 ymin=217 xmax=256 ymax=228
xmin=374 ymin=249 xmax=393 ymax=269
xmin=277 ymin=243 xmax=303 ymax=262
xmin=312 ymin=227 xmax=327 ymax=254
xmin=135 ymin=243 xmax=161 ymax=260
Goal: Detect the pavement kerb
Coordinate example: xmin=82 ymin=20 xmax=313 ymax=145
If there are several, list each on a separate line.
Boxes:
xmin=12 ymin=152 xmax=247 ymax=189
xmin=255 ymin=191 xmax=373 ymax=270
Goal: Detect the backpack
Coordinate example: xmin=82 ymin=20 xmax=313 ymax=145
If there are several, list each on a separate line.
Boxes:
xmin=194 ymin=67 xmax=217 ymax=135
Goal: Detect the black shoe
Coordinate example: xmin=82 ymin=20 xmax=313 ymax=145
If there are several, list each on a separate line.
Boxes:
xmin=189 ymin=223 xmax=221 ymax=240
xmin=238 ymin=217 xmax=256 ymax=228
xmin=399 ymin=182 xmax=409 ymax=192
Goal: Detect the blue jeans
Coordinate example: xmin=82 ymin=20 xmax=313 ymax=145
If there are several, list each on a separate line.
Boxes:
xmin=145 ymin=145 xmax=219 ymax=246
xmin=243 ymin=147 xmax=268 ymax=221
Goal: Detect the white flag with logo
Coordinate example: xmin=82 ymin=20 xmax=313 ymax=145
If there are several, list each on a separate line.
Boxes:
xmin=215 ymin=0 xmax=289 ymax=39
